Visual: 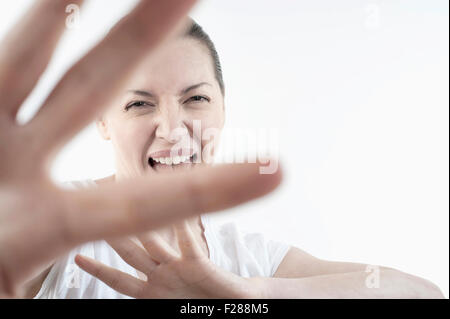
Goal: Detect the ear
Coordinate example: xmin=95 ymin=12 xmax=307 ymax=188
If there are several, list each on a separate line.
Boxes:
xmin=96 ymin=116 xmax=111 ymax=140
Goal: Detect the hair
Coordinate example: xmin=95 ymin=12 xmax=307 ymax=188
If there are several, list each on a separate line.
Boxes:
xmin=184 ymin=19 xmax=225 ymax=95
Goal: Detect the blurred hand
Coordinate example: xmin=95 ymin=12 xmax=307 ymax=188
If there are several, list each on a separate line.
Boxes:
xmin=76 ymin=220 xmax=258 ymax=298
xmin=0 ymin=0 xmax=281 ymax=298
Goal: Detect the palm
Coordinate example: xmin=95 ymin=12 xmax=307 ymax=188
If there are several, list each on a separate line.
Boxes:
xmin=148 ymin=247 xmax=255 ymax=299
xmin=0 ymin=0 xmax=280 ymax=298
xmin=148 ymin=255 xmax=212 ymax=288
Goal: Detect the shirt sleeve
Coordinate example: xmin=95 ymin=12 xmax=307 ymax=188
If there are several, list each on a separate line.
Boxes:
xmin=202 ymin=215 xmax=291 ymax=278
xmin=241 ymin=231 xmax=291 ymax=277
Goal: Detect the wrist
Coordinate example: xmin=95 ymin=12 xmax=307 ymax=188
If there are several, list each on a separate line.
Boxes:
xmin=245 ymin=277 xmax=269 ymax=299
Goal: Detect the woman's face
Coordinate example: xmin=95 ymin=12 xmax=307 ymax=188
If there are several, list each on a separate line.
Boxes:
xmin=97 ymin=37 xmax=225 ymax=180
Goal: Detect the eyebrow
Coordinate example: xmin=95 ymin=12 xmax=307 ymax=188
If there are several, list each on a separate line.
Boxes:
xmin=128 ymin=82 xmax=212 ymax=98
xmin=180 ymin=82 xmax=212 ymax=95
xmin=128 ymin=90 xmax=154 ymax=98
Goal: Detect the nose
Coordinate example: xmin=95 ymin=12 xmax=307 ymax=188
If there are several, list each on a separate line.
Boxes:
xmin=154 ymin=103 xmax=186 ymax=143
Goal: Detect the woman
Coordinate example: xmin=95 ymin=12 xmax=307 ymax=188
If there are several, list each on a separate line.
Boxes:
xmin=32 ymin=20 xmax=443 ymax=299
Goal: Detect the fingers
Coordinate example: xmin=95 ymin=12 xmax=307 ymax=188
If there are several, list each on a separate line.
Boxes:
xmin=62 ymin=163 xmax=282 ymax=246
xmin=74 ymin=254 xmax=145 ymax=298
xmin=28 ymin=0 xmax=197 ymax=162
xmin=174 ymin=220 xmax=203 ymax=258
xmin=138 ymin=232 xmax=179 ymax=264
xmin=107 ymin=237 xmax=157 ymax=276
xmin=0 ymin=0 xmax=84 ymax=119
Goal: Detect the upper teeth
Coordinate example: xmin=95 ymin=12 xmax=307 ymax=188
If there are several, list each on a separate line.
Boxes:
xmin=152 ymin=155 xmax=191 ymax=165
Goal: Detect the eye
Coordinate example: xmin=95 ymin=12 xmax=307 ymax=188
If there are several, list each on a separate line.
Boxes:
xmin=124 ymin=101 xmax=154 ymax=111
xmin=184 ymin=95 xmax=210 ymax=104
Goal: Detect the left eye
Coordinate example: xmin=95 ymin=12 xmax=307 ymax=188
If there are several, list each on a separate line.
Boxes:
xmin=132 ymin=101 xmax=147 ymax=107
xmin=185 ymin=95 xmax=210 ymax=103
xmin=125 ymin=101 xmax=153 ymax=111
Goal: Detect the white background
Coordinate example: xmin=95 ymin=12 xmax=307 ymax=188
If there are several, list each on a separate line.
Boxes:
xmin=0 ymin=0 xmax=448 ymax=297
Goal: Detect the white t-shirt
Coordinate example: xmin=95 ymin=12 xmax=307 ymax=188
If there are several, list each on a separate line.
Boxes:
xmin=35 ymin=179 xmax=291 ymax=299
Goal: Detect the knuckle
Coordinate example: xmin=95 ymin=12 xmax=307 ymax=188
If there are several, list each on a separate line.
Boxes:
xmin=144 ymin=241 xmax=157 ymax=254
xmin=122 ymin=247 xmax=134 ymax=261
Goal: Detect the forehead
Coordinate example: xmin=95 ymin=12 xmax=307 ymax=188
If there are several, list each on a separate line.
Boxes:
xmin=127 ymin=37 xmax=216 ymax=92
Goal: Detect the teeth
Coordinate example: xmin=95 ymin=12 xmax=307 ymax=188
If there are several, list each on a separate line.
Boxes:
xmin=151 ymin=155 xmax=193 ymax=166
xmin=181 ymin=155 xmax=190 ymax=163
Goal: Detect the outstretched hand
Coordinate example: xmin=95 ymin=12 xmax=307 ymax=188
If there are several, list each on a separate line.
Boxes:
xmin=0 ymin=0 xmax=281 ymax=297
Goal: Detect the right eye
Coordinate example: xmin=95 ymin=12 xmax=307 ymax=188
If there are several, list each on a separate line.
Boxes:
xmin=125 ymin=101 xmax=154 ymax=111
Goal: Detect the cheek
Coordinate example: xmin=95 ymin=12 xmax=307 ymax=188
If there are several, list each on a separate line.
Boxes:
xmin=110 ymin=120 xmax=156 ymax=159
xmin=188 ymin=111 xmax=224 ymax=157
xmin=185 ymin=104 xmax=224 ymax=133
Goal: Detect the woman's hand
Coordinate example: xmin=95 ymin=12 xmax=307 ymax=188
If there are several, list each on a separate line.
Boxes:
xmin=0 ymin=0 xmax=282 ymax=298
xmin=75 ymin=221 xmax=258 ymax=298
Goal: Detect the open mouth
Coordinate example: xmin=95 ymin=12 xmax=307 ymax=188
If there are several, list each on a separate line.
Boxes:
xmin=148 ymin=153 xmax=198 ymax=169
